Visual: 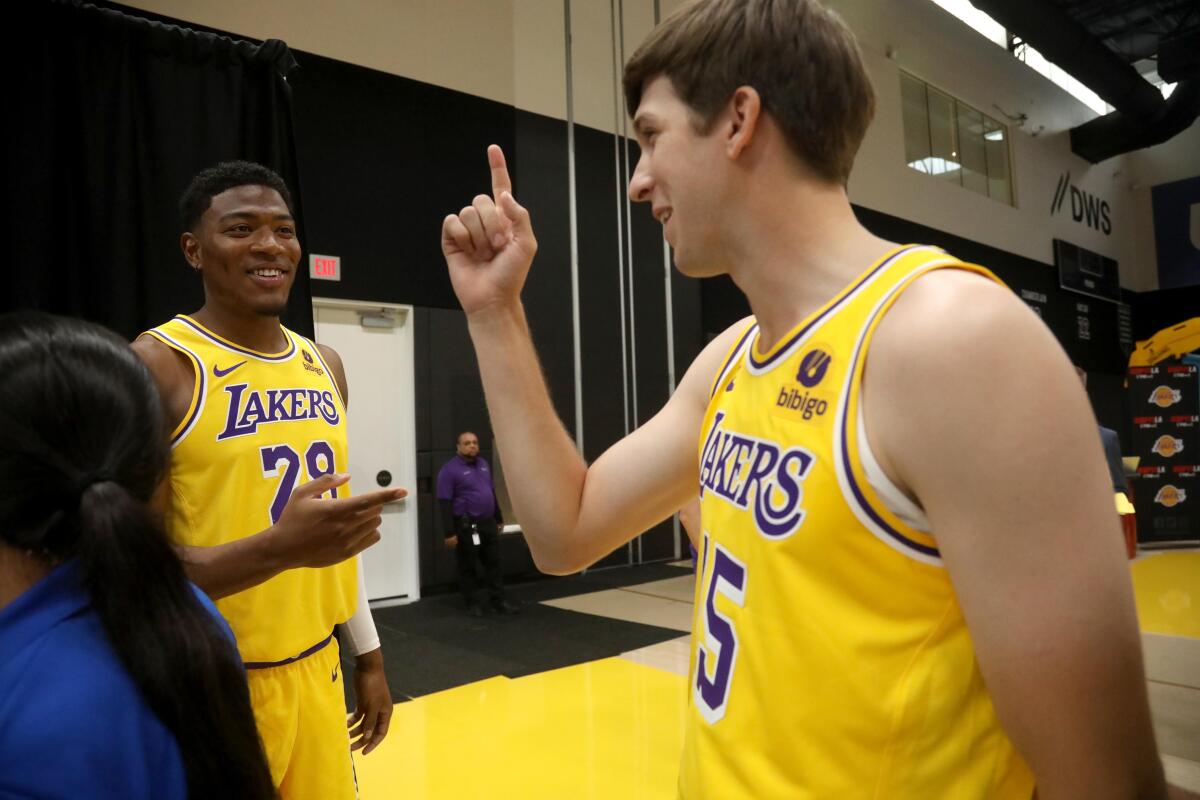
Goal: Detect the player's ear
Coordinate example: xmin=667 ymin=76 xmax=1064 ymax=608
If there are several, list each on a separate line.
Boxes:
xmin=726 ymin=85 xmax=762 ymax=160
xmin=181 ymin=231 xmax=201 ymax=271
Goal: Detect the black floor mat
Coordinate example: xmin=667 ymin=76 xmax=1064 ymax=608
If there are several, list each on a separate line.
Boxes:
xmin=341 ymin=562 xmax=693 ymax=704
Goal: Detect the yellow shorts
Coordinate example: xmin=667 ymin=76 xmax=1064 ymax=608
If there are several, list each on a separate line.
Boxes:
xmin=246 ymin=635 xmax=357 ymax=800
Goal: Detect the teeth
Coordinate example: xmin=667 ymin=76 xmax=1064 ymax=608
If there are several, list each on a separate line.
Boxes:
xmin=253 ymin=269 xmax=282 ymax=277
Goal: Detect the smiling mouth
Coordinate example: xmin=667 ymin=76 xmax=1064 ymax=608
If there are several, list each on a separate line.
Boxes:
xmin=249 ymin=267 xmax=287 ymax=279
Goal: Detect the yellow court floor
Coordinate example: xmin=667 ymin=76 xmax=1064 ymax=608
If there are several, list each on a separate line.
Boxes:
xmin=351 ymin=554 xmax=1200 ymax=799
xmin=352 ymin=657 xmax=687 ymax=800
xmin=1132 ymin=551 xmax=1200 ymax=638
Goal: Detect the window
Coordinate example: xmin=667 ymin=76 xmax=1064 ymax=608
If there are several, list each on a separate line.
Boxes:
xmin=900 ymin=72 xmax=1014 ymax=205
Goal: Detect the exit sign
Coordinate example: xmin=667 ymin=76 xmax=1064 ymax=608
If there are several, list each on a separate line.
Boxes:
xmin=309 ymin=254 xmax=341 ymax=281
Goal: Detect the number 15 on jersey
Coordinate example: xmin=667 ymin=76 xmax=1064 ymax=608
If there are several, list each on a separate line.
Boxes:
xmin=694 ymin=533 xmax=747 ymax=725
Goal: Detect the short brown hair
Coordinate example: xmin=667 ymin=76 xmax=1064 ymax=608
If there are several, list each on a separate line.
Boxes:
xmin=623 ymin=0 xmax=875 ymax=185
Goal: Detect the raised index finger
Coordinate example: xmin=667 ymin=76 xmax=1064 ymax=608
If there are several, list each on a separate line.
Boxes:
xmin=339 ymin=486 xmax=407 ymax=513
xmin=488 ymin=144 xmax=512 ymax=201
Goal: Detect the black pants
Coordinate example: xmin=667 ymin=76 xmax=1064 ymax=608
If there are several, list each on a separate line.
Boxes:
xmin=455 ymin=517 xmax=505 ymax=606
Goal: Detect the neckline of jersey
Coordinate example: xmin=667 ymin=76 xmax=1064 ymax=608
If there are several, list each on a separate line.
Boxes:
xmin=175 ymin=314 xmax=296 ymax=360
xmin=747 ymin=243 xmax=923 ymax=366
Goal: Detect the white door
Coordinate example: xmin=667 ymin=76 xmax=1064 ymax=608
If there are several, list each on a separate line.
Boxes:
xmin=313 ymin=299 xmax=419 ymax=607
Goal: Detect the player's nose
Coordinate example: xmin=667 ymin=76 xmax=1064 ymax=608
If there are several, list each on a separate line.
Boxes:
xmin=628 ymin=155 xmax=653 ymax=203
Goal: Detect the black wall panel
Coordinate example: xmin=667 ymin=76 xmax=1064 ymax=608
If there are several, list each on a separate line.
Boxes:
xmin=514 ymin=111 xmax=577 ymax=437
xmin=1132 ymin=285 xmax=1200 ymax=342
xmin=291 ymin=51 xmax=515 ymax=310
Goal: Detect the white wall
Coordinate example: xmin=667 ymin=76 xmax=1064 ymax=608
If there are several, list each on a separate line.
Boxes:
xmin=834 ymin=0 xmax=1189 ymax=292
xmin=118 ymin=0 xmax=518 ymax=105
xmin=117 ymin=0 xmax=1199 ymax=290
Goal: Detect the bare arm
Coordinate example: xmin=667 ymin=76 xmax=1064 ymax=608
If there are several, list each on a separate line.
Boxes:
xmin=868 ymin=271 xmax=1165 ymax=799
xmin=466 ymin=303 xmax=739 ymax=573
xmin=443 ymin=145 xmax=736 ymax=573
xmin=132 ymin=335 xmax=404 ymax=599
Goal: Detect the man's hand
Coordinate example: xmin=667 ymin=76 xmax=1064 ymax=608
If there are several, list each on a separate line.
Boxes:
xmin=441 ymin=145 xmax=537 ymax=316
xmin=270 ymin=473 xmax=407 ymax=569
xmin=444 ymin=535 xmax=458 ymax=549
xmin=347 ymin=648 xmax=392 ymax=756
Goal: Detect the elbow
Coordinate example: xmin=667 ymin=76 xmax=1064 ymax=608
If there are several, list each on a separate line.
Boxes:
xmin=525 ymin=531 xmax=590 ymax=576
xmin=529 ymin=548 xmax=586 ymax=577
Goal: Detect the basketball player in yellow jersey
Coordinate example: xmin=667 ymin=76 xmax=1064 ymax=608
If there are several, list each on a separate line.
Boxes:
xmin=132 ymin=161 xmax=405 ymax=799
xmin=440 ymin=1 xmax=1167 ymax=797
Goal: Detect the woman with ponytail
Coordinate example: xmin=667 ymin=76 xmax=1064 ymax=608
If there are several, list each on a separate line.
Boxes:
xmin=0 ymin=312 xmax=277 ymax=799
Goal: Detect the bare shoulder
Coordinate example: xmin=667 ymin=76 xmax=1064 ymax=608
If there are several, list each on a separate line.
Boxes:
xmin=131 ymin=333 xmax=196 ymax=431
xmin=131 ymin=333 xmax=191 ymax=393
xmin=865 ymin=267 xmax=1085 ymax=495
xmin=870 ymin=268 xmax=1059 ymax=383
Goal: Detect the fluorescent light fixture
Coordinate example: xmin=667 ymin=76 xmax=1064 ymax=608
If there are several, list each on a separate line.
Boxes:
xmin=908 ymin=157 xmax=962 ymax=175
xmin=928 ymin=0 xmax=1006 ymax=47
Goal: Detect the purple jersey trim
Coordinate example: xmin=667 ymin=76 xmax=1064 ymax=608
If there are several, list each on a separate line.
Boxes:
xmin=745 ymin=245 xmax=926 ymax=373
xmin=144 ymin=329 xmax=206 ymax=448
xmin=709 ymin=324 xmax=758 ymax=399
xmin=836 ymin=265 xmax=954 ymax=561
xmin=243 ymin=631 xmax=334 ymax=669
xmin=174 ymin=315 xmax=296 ymax=362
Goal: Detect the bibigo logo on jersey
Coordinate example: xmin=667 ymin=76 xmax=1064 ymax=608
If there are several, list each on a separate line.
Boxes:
xmin=1154 ymin=485 xmax=1187 ymax=508
xmin=1152 ymin=435 xmax=1184 ymax=458
xmin=1149 ymin=386 xmax=1183 ymax=408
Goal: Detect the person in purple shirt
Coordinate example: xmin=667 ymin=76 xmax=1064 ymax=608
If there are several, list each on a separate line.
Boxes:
xmin=437 ymin=431 xmax=518 ymax=616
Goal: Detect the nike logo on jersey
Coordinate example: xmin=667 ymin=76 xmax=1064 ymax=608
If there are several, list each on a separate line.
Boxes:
xmin=213 ymin=361 xmax=247 ymax=378
xmin=699 ymin=411 xmax=814 ymax=539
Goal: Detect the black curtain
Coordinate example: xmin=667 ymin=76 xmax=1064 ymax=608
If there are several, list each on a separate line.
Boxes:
xmin=5 ymin=0 xmax=313 ymax=339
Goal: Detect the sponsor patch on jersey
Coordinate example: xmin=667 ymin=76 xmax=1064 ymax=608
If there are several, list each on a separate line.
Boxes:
xmin=1154 ymin=484 xmax=1187 ymax=508
xmin=1150 ymin=385 xmax=1182 ymax=408
xmin=796 ymin=348 xmax=832 ymax=388
xmin=772 ymin=386 xmax=831 ymax=422
xmin=1152 ymin=435 xmax=1185 ymax=458
xmin=301 ymin=349 xmax=325 ymax=376
xmin=699 ymin=410 xmax=815 ymax=539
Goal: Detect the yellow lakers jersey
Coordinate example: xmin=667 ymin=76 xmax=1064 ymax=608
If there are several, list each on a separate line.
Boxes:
xmin=144 ymin=315 xmax=357 ymax=665
xmin=681 ymin=246 xmax=1035 ymax=799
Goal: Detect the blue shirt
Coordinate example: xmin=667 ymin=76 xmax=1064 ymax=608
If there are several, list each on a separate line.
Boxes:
xmin=0 ymin=560 xmax=220 ymax=799
xmin=436 ymin=454 xmax=497 ymax=519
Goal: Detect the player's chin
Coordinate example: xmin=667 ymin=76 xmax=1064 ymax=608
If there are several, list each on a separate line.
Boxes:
xmin=672 ymin=250 xmax=719 ymax=279
xmin=253 ymin=297 xmax=290 ymax=317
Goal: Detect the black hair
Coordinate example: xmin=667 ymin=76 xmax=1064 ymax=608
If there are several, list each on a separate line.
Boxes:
xmin=0 ymin=312 xmax=276 ymax=799
xmin=179 ymin=160 xmax=294 ymax=231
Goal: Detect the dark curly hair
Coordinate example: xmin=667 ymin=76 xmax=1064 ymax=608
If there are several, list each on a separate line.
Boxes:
xmin=179 ymin=160 xmax=294 ymax=231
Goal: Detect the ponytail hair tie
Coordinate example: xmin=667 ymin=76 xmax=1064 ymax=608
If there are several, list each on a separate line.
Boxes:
xmin=65 ymin=471 xmax=117 ymax=512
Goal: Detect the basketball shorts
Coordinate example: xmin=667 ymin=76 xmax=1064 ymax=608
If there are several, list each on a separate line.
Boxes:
xmin=246 ymin=635 xmax=358 ymax=800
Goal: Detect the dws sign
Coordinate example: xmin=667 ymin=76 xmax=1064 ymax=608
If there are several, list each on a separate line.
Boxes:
xmin=1051 ymin=172 xmax=1112 ymax=235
